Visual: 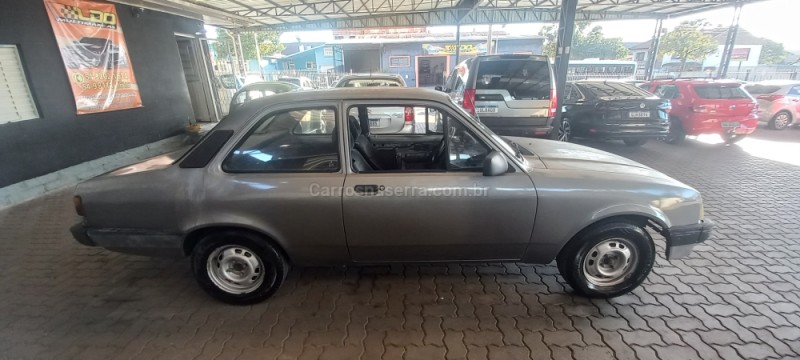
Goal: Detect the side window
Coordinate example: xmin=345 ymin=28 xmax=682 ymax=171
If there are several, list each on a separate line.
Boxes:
xmin=789 ymin=86 xmax=800 ymax=97
xmin=448 ymin=118 xmax=490 ymax=170
xmin=349 ymin=106 xmax=444 ymax=135
xmin=654 ymin=85 xmax=678 ymax=99
xmin=223 ymin=107 xmax=339 ymax=172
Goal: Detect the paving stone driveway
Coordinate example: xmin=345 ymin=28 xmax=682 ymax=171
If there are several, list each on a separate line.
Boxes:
xmin=1 ymin=129 xmax=799 ymax=360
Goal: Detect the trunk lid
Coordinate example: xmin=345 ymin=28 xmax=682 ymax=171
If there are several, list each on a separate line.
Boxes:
xmin=473 ymin=56 xmax=552 ymax=114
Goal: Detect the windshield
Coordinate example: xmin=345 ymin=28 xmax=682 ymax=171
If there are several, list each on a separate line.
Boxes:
xmin=340 ymin=78 xmax=403 ymax=87
xmin=744 ymin=84 xmax=783 ymax=95
xmin=576 ymin=82 xmax=652 ymax=98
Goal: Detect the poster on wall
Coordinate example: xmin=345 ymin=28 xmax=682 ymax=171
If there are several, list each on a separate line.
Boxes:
xmin=44 ymin=0 xmax=142 ymax=114
xmin=422 ymin=43 xmax=490 ymax=56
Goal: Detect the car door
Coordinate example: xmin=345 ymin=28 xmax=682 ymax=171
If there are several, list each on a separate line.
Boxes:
xmin=341 ymin=100 xmax=537 ymax=262
xmin=201 ymin=102 xmax=350 ymax=264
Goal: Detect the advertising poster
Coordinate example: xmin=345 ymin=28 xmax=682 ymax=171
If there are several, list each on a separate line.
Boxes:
xmin=422 ymin=42 xmax=490 ymax=56
xmin=44 ymin=0 xmax=142 ymax=114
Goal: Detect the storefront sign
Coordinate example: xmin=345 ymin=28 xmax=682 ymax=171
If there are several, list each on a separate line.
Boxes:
xmin=44 ymin=0 xmax=142 ymax=114
xmin=422 ymin=43 xmax=488 ymax=56
xmin=731 ymin=48 xmax=751 ymax=61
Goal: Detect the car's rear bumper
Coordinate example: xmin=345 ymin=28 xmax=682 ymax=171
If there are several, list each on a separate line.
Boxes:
xmin=684 ymin=114 xmax=758 ymax=135
xmin=666 ymin=219 xmax=713 ymax=260
xmin=479 ymin=116 xmax=554 ymax=138
xmin=70 ymin=222 xmax=184 ymax=258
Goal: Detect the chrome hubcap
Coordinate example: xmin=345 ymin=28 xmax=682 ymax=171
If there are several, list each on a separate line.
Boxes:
xmin=583 ymin=238 xmax=638 ymax=287
xmin=207 ymin=245 xmax=264 ymax=294
xmin=775 ymin=113 xmax=790 ymax=129
xmin=558 ymin=120 xmax=571 ymax=142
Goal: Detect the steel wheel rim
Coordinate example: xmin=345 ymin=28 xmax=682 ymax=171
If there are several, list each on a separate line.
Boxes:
xmin=775 ymin=113 xmax=790 ymax=129
xmin=207 ymin=245 xmax=265 ymax=294
xmin=558 ymin=120 xmax=571 ymax=142
xmin=582 ymin=238 xmax=638 ymax=287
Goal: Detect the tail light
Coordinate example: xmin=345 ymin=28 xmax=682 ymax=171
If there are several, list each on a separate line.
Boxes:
xmin=548 ymin=87 xmax=557 ymax=118
xmin=404 ymin=107 xmax=414 ymax=125
xmin=757 ymin=94 xmax=784 ymax=102
xmin=73 ymin=196 xmax=85 ymax=216
xmin=462 ymin=88 xmax=476 ymax=115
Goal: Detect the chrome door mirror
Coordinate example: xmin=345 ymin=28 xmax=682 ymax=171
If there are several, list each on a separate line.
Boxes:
xmin=483 ymin=151 xmax=508 ymax=176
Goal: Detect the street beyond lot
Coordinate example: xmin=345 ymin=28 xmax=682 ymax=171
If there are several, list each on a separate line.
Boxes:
xmin=0 ymin=128 xmax=799 ymax=360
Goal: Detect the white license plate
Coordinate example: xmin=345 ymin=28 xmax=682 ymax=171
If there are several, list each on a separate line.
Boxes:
xmin=475 ymin=106 xmax=498 ymax=114
xmin=369 ymin=119 xmax=380 ymax=127
xmin=629 ymin=111 xmax=650 ymax=118
xmin=721 ymin=121 xmax=740 ymax=128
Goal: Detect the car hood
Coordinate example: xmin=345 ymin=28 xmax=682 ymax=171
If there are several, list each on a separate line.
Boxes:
xmin=506 ymin=137 xmax=677 ymax=181
xmin=105 ymin=147 xmax=191 ymax=177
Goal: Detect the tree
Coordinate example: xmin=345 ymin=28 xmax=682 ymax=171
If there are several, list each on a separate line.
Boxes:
xmin=213 ymin=28 xmax=284 ymax=60
xmin=760 ymin=39 xmax=787 ymax=65
xmin=658 ymin=20 xmax=718 ymax=75
xmin=539 ymin=23 xmax=628 ymax=60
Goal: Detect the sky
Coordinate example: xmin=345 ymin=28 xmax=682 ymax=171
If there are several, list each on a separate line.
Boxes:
xmin=268 ymin=0 xmax=799 ymax=52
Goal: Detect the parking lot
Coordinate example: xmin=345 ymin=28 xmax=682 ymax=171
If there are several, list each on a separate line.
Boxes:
xmin=1 ymin=128 xmax=799 ymax=360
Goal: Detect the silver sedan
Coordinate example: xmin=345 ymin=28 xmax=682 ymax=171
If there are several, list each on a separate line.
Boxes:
xmin=71 ymin=88 xmax=712 ymax=304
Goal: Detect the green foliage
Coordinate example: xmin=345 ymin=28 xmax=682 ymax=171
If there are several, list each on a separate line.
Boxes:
xmin=213 ymin=28 xmax=284 ymax=60
xmin=658 ymin=19 xmax=718 ymax=74
xmin=760 ymin=39 xmax=787 ymax=65
xmin=539 ymin=23 xmax=628 ymax=60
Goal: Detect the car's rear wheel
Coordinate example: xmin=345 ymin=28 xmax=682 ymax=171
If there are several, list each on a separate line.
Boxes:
xmin=192 ymin=231 xmax=288 ymax=305
xmin=769 ymin=111 xmax=792 ymax=130
xmin=664 ymin=117 xmax=686 ymax=144
xmin=557 ymin=118 xmax=572 ymax=142
xmin=557 ymin=221 xmax=655 ymax=298
xmin=623 ymin=139 xmax=647 ymax=147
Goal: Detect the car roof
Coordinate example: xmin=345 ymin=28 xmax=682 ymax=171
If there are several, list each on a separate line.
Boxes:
xmin=339 ymin=74 xmax=402 ymax=79
xmin=750 ymin=80 xmax=800 ymax=86
xmin=652 ymin=79 xmax=743 ymax=86
xmin=474 ymin=54 xmax=549 ymax=62
xmin=217 ymin=87 xmax=452 ymax=130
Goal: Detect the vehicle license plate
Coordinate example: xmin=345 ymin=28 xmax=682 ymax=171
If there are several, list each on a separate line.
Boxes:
xmin=369 ymin=119 xmax=381 ymax=127
xmin=721 ymin=121 xmax=740 ymax=128
xmin=475 ymin=106 xmax=499 ymax=114
xmin=629 ymin=111 xmax=650 ymax=118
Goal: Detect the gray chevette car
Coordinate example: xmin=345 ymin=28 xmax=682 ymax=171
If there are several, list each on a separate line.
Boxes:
xmin=71 ymin=88 xmax=712 ymax=304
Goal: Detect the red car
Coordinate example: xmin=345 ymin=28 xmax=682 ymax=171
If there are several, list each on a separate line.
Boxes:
xmin=641 ymin=80 xmax=758 ymax=144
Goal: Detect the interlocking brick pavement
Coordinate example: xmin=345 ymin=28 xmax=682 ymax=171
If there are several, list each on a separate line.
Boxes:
xmin=1 ymin=128 xmax=799 ymax=359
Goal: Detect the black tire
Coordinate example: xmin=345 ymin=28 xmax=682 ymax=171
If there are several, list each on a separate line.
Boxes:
xmin=664 ymin=117 xmax=686 ymax=144
xmin=556 ymin=221 xmax=655 ymax=298
xmin=623 ymin=139 xmax=648 ymax=147
xmin=191 ymin=231 xmax=288 ymax=305
xmin=768 ymin=111 xmax=792 ymax=130
xmin=723 ymin=133 xmax=746 ymax=145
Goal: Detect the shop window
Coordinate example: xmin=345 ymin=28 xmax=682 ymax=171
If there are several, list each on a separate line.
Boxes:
xmin=306 ymin=61 xmax=316 ymax=70
xmin=0 ymin=45 xmax=38 ymax=124
xmin=323 ymin=47 xmax=333 ymax=57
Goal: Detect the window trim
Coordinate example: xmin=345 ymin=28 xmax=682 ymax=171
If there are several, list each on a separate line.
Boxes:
xmin=388 ymin=56 xmax=411 ymax=68
xmin=221 ymin=105 xmax=342 ymax=174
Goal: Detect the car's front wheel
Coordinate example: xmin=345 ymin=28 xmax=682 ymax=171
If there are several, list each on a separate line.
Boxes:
xmin=557 ymin=221 xmax=655 ymax=298
xmin=192 ymin=231 xmax=288 ymax=305
xmin=664 ymin=117 xmax=686 ymax=144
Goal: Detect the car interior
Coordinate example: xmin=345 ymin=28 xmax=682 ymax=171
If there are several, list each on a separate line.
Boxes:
xmin=347 ymin=105 xmax=490 ymax=172
xmin=221 ymin=105 xmax=491 ymax=174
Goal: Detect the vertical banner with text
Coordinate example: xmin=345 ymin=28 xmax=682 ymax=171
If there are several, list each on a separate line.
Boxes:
xmin=44 ymin=0 xmax=142 ymax=114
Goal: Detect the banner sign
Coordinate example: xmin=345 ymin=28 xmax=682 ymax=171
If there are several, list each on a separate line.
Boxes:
xmin=422 ymin=43 xmax=489 ymax=56
xmin=731 ymin=48 xmax=751 ymax=61
xmin=44 ymin=0 xmax=142 ymax=114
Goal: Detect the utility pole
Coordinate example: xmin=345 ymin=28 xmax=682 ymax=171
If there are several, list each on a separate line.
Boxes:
xmin=236 ymin=32 xmax=246 ymax=76
xmin=486 ymin=23 xmax=493 ymax=55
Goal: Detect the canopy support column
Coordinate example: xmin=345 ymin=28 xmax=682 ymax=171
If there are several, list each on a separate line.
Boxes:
xmin=455 ymin=24 xmax=462 ymax=64
xmin=552 ymin=0 xmax=578 ymax=139
xmin=645 ymin=18 xmax=663 ymax=81
xmin=718 ymin=3 xmax=743 ymax=79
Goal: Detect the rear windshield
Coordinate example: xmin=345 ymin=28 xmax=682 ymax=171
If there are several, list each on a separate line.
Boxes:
xmin=341 ymin=79 xmax=403 ymax=87
xmin=693 ymin=85 xmax=749 ymax=99
xmin=475 ymin=60 xmax=551 ymax=100
xmin=576 ymin=82 xmax=651 ymax=98
xmin=744 ymin=85 xmax=782 ymax=95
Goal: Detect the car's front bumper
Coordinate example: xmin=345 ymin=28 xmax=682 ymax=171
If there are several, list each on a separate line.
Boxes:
xmin=666 ymin=219 xmax=714 ymax=260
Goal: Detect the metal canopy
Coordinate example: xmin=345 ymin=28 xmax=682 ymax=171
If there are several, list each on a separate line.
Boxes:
xmin=111 ymin=0 xmax=767 ymax=30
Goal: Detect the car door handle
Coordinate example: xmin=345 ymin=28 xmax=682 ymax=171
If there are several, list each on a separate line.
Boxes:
xmin=354 ymin=184 xmax=382 ymax=194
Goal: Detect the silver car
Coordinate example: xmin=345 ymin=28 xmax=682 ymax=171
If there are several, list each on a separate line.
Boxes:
xmin=744 ymin=80 xmax=800 ymax=130
xmin=71 ymin=88 xmax=712 ymax=305
xmin=442 ymin=54 xmax=556 ymax=138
